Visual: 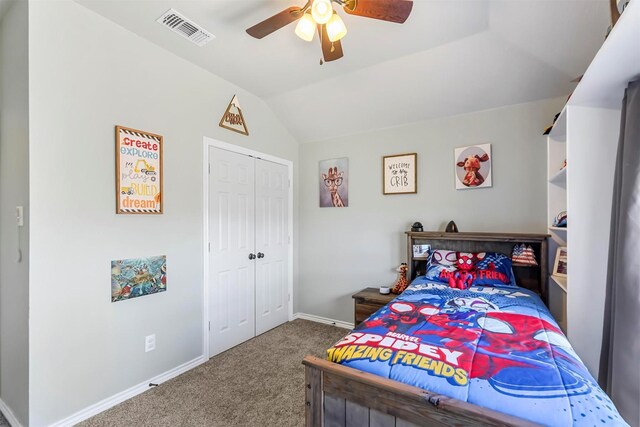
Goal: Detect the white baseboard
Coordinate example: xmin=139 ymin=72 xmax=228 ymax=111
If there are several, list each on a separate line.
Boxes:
xmin=293 ymin=312 xmax=354 ymax=330
xmin=49 ymin=355 xmax=206 ymax=427
xmin=0 ymin=398 xmax=23 ymax=427
xmin=40 ymin=317 xmax=346 ymax=427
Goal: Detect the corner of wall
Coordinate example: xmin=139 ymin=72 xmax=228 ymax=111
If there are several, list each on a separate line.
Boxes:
xmin=0 ymin=0 xmax=30 ymax=425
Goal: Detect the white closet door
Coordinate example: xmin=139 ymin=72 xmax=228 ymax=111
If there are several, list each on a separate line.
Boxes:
xmin=255 ymin=159 xmax=289 ymax=335
xmin=209 ymin=147 xmax=256 ymax=357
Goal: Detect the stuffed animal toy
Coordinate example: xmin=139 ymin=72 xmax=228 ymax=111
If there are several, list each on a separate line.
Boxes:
xmin=448 ymin=253 xmax=484 ymax=290
xmin=391 ymin=263 xmax=409 ymax=294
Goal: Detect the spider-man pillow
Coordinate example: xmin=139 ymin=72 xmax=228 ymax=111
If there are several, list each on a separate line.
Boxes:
xmin=425 ymin=250 xmax=517 ymax=287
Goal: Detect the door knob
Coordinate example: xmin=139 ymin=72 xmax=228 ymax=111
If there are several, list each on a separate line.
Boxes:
xmin=257 ymin=252 xmax=264 ymax=259
xmin=248 ymin=253 xmax=256 ymax=260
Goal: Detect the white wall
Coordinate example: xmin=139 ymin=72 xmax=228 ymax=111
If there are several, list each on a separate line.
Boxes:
xmin=0 ymin=0 xmax=30 ymax=425
xmin=567 ymin=105 xmax=620 ymax=378
xmin=298 ymin=97 xmax=565 ymax=323
xmin=27 ymin=1 xmax=298 ymax=425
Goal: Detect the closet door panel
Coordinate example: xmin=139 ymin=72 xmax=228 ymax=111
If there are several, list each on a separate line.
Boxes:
xmin=209 ymin=147 xmax=256 ymax=357
xmin=255 ymin=159 xmax=289 ymax=335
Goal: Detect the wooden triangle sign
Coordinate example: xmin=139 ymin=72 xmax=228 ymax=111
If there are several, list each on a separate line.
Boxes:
xmin=219 ymin=95 xmax=249 ymax=136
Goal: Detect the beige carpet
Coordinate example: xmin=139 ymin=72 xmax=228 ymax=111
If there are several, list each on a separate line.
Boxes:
xmin=80 ymin=319 xmax=348 ymax=427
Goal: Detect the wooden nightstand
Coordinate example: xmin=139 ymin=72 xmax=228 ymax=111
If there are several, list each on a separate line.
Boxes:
xmin=352 ymin=288 xmax=396 ymax=327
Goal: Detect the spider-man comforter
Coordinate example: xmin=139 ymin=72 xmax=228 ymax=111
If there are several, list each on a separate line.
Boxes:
xmin=327 ymin=279 xmax=627 ymax=426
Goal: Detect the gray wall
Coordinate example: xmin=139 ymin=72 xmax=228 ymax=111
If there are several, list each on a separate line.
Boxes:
xmin=0 ymin=0 xmax=29 ymax=425
xmin=298 ymin=97 xmax=565 ymax=323
xmin=27 ymin=1 xmax=298 ymax=425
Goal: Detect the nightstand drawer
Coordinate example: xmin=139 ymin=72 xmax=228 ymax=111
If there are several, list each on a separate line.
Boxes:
xmin=352 ymin=287 xmax=395 ymax=327
xmin=355 ymin=302 xmax=384 ymax=324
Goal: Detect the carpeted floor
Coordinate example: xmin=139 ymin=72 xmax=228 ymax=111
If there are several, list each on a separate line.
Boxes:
xmin=0 ymin=412 xmax=8 ymax=427
xmin=80 ymin=319 xmax=348 ymax=427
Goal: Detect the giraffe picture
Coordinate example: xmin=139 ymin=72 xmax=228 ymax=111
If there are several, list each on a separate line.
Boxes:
xmin=319 ymin=158 xmax=349 ymax=208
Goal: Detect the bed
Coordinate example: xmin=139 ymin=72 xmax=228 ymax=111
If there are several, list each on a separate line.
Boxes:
xmin=303 ymin=232 xmax=627 ymax=427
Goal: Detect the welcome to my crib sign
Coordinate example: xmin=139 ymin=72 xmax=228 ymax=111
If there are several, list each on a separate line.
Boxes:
xmin=383 ymin=153 xmax=417 ymax=195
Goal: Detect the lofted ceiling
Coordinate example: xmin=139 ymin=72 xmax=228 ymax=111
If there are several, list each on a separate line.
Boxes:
xmin=76 ymin=0 xmax=610 ymax=143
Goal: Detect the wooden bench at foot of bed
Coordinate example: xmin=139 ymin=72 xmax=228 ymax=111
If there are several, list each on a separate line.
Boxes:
xmin=303 ymin=355 xmax=540 ymax=427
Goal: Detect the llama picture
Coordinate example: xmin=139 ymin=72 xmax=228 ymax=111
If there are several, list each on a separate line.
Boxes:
xmin=319 ymin=158 xmax=349 ymax=207
xmin=454 ymin=143 xmax=492 ymax=189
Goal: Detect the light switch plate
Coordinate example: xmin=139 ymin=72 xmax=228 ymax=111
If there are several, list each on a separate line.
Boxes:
xmin=16 ymin=206 xmax=24 ymax=227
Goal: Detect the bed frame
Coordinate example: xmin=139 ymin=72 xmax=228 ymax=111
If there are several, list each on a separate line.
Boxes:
xmin=303 ymin=231 xmax=549 ymax=427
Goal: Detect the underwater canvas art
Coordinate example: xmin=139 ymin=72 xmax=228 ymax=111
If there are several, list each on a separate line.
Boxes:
xmin=111 ymin=255 xmax=167 ymax=302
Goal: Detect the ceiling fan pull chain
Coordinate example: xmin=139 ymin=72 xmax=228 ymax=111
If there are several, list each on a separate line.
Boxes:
xmin=319 ymin=25 xmax=326 ymax=64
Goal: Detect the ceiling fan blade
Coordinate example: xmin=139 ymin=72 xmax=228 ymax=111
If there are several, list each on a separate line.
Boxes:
xmin=246 ymin=6 xmax=303 ymax=39
xmin=343 ymin=0 xmax=413 ymax=24
xmin=318 ymin=24 xmax=344 ymax=62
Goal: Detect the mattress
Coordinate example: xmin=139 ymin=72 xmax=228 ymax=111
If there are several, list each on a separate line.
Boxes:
xmin=327 ymin=278 xmax=627 ymax=426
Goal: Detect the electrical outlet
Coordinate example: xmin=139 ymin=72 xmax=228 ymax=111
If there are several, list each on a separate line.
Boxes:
xmin=145 ymin=334 xmax=156 ymax=352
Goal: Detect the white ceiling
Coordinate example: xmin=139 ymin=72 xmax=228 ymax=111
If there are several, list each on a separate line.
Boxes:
xmin=76 ymin=0 xmax=610 ymax=143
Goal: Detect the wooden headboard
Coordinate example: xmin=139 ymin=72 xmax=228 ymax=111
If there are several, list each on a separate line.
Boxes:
xmin=406 ymin=231 xmax=549 ymax=305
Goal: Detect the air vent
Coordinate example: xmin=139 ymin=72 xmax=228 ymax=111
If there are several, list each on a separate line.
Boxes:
xmin=156 ymin=9 xmax=215 ymax=47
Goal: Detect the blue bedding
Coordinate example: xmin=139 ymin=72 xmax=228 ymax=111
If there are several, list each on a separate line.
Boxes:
xmin=328 ymin=278 xmax=627 ymax=426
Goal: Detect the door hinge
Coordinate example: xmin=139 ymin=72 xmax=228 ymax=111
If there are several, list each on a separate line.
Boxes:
xmin=288 ymin=294 xmax=291 ymax=302
xmin=288 ymin=179 xmax=291 ymax=188
xmin=288 ymin=235 xmax=291 ymax=244
xmin=208 ymin=242 xmax=211 ymax=252
xmin=208 ymin=321 xmax=211 ymax=331
xmin=208 ymin=163 xmax=211 ymax=174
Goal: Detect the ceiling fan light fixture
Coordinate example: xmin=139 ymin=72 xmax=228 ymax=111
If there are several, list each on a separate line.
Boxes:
xmin=311 ymin=0 xmax=333 ymax=24
xmin=326 ymin=12 xmax=347 ymax=42
xmin=295 ymin=12 xmax=316 ymax=41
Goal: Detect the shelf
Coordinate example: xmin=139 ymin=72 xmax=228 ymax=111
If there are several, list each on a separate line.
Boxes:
xmin=549 ymin=226 xmax=567 ymax=232
xmin=548 ymin=167 xmax=567 ymax=184
xmin=550 ymin=275 xmax=567 ymax=293
xmin=512 ymin=263 xmax=540 ymax=268
xmin=548 ymin=106 xmax=567 ymax=141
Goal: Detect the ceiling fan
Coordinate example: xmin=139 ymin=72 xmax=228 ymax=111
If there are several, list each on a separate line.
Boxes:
xmin=246 ymin=0 xmax=414 ymax=63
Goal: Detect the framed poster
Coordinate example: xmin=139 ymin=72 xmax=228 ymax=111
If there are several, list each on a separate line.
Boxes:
xmin=383 ymin=153 xmax=417 ymax=195
xmin=111 ymin=255 xmax=167 ymax=302
xmin=454 ymin=143 xmax=492 ymax=190
xmin=115 ymin=126 xmax=163 ymax=214
xmin=553 ymin=247 xmax=567 ymax=277
xmin=319 ymin=158 xmax=348 ymax=207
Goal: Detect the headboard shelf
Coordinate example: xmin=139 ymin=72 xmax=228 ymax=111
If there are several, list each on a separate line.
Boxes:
xmin=512 ymin=263 xmax=539 ymax=268
xmin=406 ymin=231 xmax=550 ymax=305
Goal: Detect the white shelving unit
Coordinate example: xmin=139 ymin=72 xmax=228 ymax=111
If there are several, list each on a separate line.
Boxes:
xmin=547 ymin=109 xmax=568 ymax=333
xmin=545 ymin=0 xmax=640 ymax=377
